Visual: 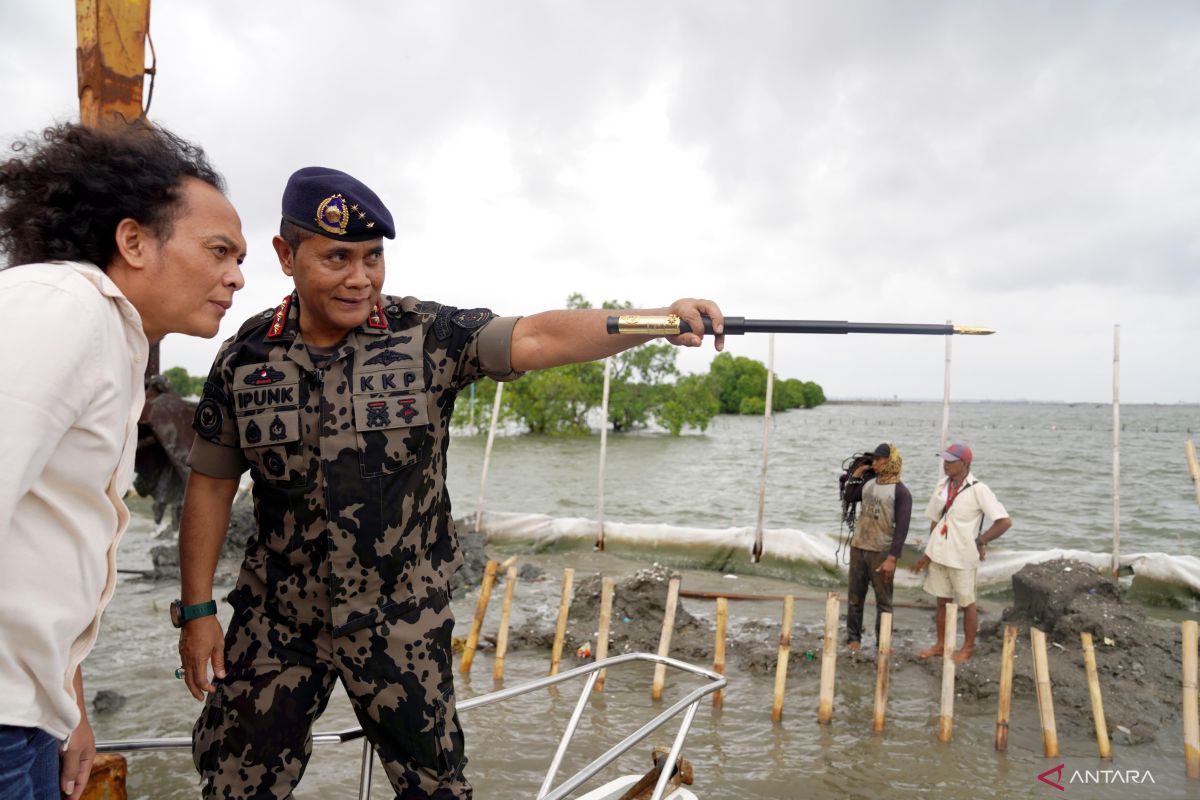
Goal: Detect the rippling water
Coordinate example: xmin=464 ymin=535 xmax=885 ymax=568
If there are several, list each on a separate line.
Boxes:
xmin=88 ymin=402 xmax=1199 ymax=798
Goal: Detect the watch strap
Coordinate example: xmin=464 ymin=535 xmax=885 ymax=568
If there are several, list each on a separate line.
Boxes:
xmin=180 ymin=600 xmax=217 ymax=622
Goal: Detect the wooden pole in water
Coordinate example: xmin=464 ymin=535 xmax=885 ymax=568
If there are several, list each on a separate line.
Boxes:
xmin=1112 ymin=324 xmax=1121 ymax=578
xmin=771 ymin=595 xmax=795 ymax=722
xmin=1080 ymin=632 xmax=1112 ymax=759
xmin=595 ymin=357 xmax=612 ymax=551
xmin=652 ymin=577 xmax=681 ymax=701
xmin=713 ymin=597 xmax=728 ymax=709
xmin=936 ymin=318 xmax=952 ymax=482
xmin=817 ymin=591 xmax=839 ymax=724
xmin=872 ymin=611 xmax=893 ymax=732
xmin=459 ymin=559 xmax=498 ymax=673
xmin=995 ymin=624 xmax=1018 ymax=752
xmin=594 ymin=576 xmax=614 ymax=692
xmin=549 ymin=567 xmax=575 ymax=676
xmin=475 ymin=381 xmax=505 ymax=533
xmin=938 ymin=603 xmax=958 ymax=743
xmin=752 ymin=333 xmax=775 ymax=563
xmin=1185 ymin=439 xmax=1200 ymax=511
xmin=1030 ymin=627 xmax=1060 ymax=757
xmin=1184 ymin=620 xmax=1200 ymax=779
xmin=492 ymin=565 xmax=519 ymax=681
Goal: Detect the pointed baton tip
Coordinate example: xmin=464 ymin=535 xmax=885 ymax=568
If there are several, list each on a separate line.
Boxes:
xmin=953 ymin=326 xmax=995 ymax=336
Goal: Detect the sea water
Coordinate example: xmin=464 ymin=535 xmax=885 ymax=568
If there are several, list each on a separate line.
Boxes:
xmin=85 ymin=401 xmax=1199 ymax=798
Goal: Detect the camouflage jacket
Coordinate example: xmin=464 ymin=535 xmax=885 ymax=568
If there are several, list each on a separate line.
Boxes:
xmin=188 ymin=292 xmax=521 ymax=636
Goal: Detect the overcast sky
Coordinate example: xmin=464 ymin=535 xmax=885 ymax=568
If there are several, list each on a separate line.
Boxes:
xmin=3 ymin=1 xmax=1198 ymax=402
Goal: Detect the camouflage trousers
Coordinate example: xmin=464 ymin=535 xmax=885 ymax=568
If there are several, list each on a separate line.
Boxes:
xmin=192 ymin=590 xmax=469 ymax=799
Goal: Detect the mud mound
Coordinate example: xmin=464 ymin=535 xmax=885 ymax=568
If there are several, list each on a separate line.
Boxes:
xmin=935 ymin=558 xmax=1184 ymax=745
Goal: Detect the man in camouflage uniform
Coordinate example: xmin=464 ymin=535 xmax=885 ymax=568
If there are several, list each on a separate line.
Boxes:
xmin=176 ymin=166 xmax=724 ymax=799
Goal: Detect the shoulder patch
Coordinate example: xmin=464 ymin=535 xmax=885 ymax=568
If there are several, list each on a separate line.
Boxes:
xmin=237 ymin=308 xmax=276 ymax=338
xmin=194 ymin=381 xmax=227 ymax=438
xmin=434 ymin=305 xmax=459 ymax=341
xmin=450 ymin=307 xmax=493 ymax=330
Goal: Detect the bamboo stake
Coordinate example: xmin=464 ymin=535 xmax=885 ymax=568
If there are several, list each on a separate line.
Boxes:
xmin=938 ymin=603 xmax=958 ymax=743
xmin=651 ymin=577 xmax=681 ymax=701
xmin=548 ymin=567 xmax=574 ymax=676
xmin=1186 ymin=439 xmax=1200 ymax=511
xmin=817 ymin=592 xmax=839 ymax=724
xmin=1030 ymin=627 xmax=1060 ymax=757
xmin=1184 ymin=620 xmax=1199 ymax=779
xmin=872 ymin=611 xmax=893 ymax=732
xmin=936 ymin=318 xmax=952 ymax=483
xmin=475 ymin=381 xmax=505 ymax=533
xmin=596 ymin=357 xmax=612 ymax=551
xmin=713 ymin=597 xmax=728 ymax=709
xmin=459 ymin=559 xmax=498 ymax=674
xmin=995 ymin=624 xmax=1018 ymax=752
xmin=492 ymin=565 xmax=519 ymax=681
xmin=594 ymin=576 xmax=614 ymax=692
xmin=752 ymin=333 xmax=775 ymax=563
xmin=1112 ymin=324 xmax=1120 ymax=577
xmin=771 ymin=595 xmax=794 ymax=722
xmin=1080 ymin=632 xmax=1112 ymax=759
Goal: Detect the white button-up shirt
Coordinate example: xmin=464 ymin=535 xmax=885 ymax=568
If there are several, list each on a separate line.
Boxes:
xmin=0 ymin=261 xmax=147 ymax=739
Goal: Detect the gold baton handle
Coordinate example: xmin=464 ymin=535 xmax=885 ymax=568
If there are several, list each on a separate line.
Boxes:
xmin=607 ymin=314 xmax=685 ymax=336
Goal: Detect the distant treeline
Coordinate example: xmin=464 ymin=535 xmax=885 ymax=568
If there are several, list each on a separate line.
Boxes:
xmin=161 ymin=294 xmax=826 ymax=437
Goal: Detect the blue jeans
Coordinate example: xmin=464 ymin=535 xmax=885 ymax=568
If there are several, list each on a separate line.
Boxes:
xmin=0 ymin=726 xmax=59 ymax=800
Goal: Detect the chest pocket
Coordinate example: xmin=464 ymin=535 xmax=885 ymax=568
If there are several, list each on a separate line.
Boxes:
xmin=232 ymin=363 xmax=306 ymax=486
xmin=352 ymin=361 xmax=432 ymax=477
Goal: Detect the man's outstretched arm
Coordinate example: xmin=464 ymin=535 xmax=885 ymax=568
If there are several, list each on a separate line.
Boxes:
xmin=510 ymin=298 xmax=724 ymax=372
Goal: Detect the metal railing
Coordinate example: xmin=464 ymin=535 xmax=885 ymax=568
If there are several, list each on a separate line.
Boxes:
xmin=96 ymin=652 xmax=724 ymax=800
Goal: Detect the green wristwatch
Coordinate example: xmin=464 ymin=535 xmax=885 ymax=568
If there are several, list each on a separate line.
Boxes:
xmin=170 ymin=599 xmax=217 ymax=628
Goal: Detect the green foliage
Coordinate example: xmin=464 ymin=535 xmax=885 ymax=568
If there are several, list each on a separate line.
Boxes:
xmin=503 ymin=360 xmax=603 ymax=434
xmin=705 ymin=353 xmax=825 ymax=415
xmin=739 ymin=395 xmax=765 ymax=415
xmin=163 ymin=366 xmax=205 ymax=397
xmin=657 ymin=373 xmax=720 ymax=435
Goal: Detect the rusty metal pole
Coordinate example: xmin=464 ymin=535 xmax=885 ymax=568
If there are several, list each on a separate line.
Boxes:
xmin=75 ymin=5 xmax=151 ymax=792
xmin=77 ymin=0 xmax=160 ymax=373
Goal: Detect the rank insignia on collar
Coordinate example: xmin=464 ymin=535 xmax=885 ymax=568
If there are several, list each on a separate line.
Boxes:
xmin=367 ymin=302 xmax=388 ymax=329
xmin=244 ymin=365 xmax=286 ymax=386
xmin=267 ymin=295 xmax=293 ymax=338
xmin=315 ymin=194 xmax=349 ymax=235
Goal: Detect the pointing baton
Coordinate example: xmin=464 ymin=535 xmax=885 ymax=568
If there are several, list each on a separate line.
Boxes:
xmin=605 ymin=315 xmax=994 ymax=337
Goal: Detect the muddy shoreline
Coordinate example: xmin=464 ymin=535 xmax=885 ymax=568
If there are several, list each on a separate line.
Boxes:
xmin=488 ymin=559 xmax=1187 ymax=747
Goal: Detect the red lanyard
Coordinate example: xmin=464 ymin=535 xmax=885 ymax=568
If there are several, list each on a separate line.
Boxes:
xmin=940 ymin=479 xmax=964 ymax=537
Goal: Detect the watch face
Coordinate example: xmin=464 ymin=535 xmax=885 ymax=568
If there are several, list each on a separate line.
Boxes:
xmin=170 ymin=600 xmax=183 ymax=628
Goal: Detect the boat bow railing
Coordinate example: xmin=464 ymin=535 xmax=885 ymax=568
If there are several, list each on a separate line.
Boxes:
xmin=96 ymin=652 xmax=725 ymax=800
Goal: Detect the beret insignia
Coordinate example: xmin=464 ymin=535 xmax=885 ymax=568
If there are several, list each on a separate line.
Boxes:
xmin=315 ymin=194 xmax=349 ymax=236
xmin=451 ymin=308 xmax=492 ymax=330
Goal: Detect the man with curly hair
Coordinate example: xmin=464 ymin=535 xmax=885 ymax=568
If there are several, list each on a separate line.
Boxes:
xmin=0 ymin=121 xmax=246 ymax=800
xmin=840 ymin=442 xmax=912 ymax=652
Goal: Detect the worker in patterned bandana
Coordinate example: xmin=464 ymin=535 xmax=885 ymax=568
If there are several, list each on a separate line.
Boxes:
xmin=840 ymin=443 xmax=912 ymax=653
xmin=912 ymin=443 xmax=1012 ymax=663
xmin=175 ymin=166 xmax=725 ymax=800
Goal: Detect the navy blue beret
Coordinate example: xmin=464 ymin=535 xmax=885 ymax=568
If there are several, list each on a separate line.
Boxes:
xmin=281 ymin=166 xmax=395 ymax=241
